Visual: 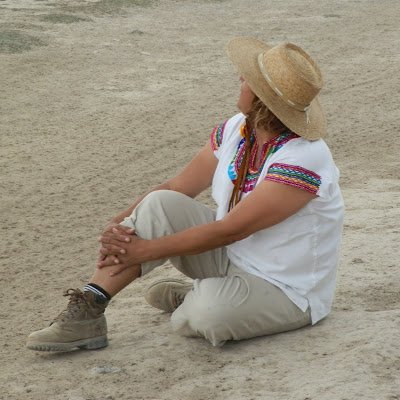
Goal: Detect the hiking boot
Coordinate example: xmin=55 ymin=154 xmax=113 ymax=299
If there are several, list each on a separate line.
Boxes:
xmin=144 ymin=279 xmax=192 ymax=313
xmin=27 ymin=289 xmax=108 ymax=352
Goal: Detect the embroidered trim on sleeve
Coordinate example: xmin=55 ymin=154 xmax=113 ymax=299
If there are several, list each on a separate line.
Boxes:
xmin=265 ymin=163 xmax=321 ymax=195
xmin=210 ymin=120 xmax=227 ymax=151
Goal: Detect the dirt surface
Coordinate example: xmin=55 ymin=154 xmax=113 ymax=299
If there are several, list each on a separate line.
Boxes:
xmin=1 ymin=0 xmax=399 ymax=399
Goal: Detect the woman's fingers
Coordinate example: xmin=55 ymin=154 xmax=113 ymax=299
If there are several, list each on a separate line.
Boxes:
xmin=97 ymin=252 xmax=106 ymax=262
xmin=98 ymin=233 xmax=129 ymax=247
xmin=99 ymin=232 xmax=131 ymax=244
xmin=109 ymin=264 xmax=127 ymax=276
xmin=97 ymin=255 xmax=120 ymax=269
xmin=99 ymin=244 xmax=126 ymax=256
xmin=115 ymin=225 xmax=135 ymax=234
xmin=99 ymin=230 xmax=135 ymax=244
xmin=96 ymin=255 xmax=126 ymax=275
xmin=111 ymin=228 xmax=132 ymax=242
xmin=105 ymin=224 xmax=134 ymax=235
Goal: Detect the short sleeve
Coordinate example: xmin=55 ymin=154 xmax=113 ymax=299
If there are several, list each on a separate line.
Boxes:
xmin=210 ymin=120 xmax=228 ymax=152
xmin=264 ymin=139 xmax=338 ymax=199
xmin=265 ymin=163 xmax=322 ymax=195
xmin=210 ymin=113 xmax=247 ymax=160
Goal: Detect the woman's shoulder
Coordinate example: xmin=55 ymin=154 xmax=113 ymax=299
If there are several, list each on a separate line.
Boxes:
xmin=214 ymin=113 xmax=245 ymax=145
xmin=288 ymin=136 xmax=330 ymax=150
xmin=268 ymin=136 xmax=337 ymax=178
xmin=283 ymin=137 xmax=333 ymax=162
xmin=211 ymin=113 xmax=245 ymax=154
xmin=267 ymin=137 xmax=340 ymax=200
xmin=224 ymin=112 xmax=246 ymax=132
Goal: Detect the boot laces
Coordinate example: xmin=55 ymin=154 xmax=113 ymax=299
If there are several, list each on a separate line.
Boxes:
xmin=53 ymin=289 xmax=89 ymax=323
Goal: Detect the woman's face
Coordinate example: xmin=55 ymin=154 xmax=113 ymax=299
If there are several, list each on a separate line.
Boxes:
xmin=237 ymin=77 xmax=255 ymax=115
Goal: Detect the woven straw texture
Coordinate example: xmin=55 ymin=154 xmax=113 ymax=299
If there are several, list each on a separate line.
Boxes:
xmin=227 ymin=37 xmax=327 ymax=140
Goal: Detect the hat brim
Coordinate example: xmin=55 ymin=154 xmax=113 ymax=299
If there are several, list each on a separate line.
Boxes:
xmin=226 ymin=37 xmax=327 ymax=140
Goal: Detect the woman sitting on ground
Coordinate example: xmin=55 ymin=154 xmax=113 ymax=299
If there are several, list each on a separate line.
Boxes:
xmin=27 ymin=37 xmax=344 ymax=351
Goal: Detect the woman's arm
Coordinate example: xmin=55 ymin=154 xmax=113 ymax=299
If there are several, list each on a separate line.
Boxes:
xmin=99 ymin=180 xmax=316 ymax=275
xmin=109 ymin=143 xmax=217 ymax=225
xmin=98 ymin=143 xmax=217 ymax=263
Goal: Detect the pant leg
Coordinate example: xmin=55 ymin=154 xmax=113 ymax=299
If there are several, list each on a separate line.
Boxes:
xmin=171 ymin=263 xmax=311 ymax=346
xmin=120 ymin=190 xmax=229 ymax=278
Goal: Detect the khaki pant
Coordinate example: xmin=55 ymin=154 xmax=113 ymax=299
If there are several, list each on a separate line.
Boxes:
xmin=121 ymin=190 xmax=311 ymax=346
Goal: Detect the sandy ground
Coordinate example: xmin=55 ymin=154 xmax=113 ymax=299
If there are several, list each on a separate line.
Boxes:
xmin=1 ymin=0 xmax=399 ymax=399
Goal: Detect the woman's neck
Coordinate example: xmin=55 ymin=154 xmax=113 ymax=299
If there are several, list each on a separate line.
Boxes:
xmin=254 ymin=127 xmax=279 ymax=145
xmin=250 ymin=127 xmax=278 ymax=169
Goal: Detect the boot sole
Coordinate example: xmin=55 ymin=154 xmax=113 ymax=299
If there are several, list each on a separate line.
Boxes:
xmin=26 ymin=335 xmax=108 ymax=352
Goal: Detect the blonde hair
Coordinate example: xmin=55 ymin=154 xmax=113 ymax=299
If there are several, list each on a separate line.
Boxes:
xmin=247 ymin=98 xmax=288 ymax=134
xmin=228 ymin=98 xmax=289 ymax=211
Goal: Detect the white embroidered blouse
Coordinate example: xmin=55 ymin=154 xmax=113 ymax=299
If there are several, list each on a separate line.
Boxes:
xmin=210 ymin=113 xmax=344 ymax=324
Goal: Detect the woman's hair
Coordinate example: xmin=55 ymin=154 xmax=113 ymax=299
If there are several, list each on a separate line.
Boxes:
xmin=247 ymin=98 xmax=288 ymax=134
xmin=228 ymin=98 xmax=289 ymax=211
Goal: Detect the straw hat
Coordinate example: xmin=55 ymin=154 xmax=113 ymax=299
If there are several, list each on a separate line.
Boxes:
xmin=227 ymin=37 xmax=326 ymax=140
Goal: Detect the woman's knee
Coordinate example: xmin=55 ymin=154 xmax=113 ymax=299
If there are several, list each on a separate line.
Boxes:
xmin=189 ymin=305 xmax=233 ymax=346
xmin=171 ymin=278 xmax=249 ymax=346
xmin=171 ymin=298 xmax=231 ymax=346
xmin=136 ymin=190 xmax=192 ymax=223
xmin=122 ymin=190 xmax=183 ymax=237
xmin=137 ymin=190 xmax=181 ymax=213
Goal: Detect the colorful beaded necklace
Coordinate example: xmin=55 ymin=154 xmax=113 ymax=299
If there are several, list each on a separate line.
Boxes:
xmin=228 ymin=124 xmax=299 ymax=193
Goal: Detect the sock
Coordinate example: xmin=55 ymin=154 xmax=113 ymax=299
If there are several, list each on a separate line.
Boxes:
xmin=84 ymin=283 xmax=111 ymax=304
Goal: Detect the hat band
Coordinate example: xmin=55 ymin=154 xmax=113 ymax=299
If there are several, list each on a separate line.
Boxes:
xmin=257 ymin=54 xmax=311 ymax=114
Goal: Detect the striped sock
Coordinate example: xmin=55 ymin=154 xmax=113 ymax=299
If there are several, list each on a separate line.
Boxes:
xmin=84 ymin=283 xmax=111 ymax=303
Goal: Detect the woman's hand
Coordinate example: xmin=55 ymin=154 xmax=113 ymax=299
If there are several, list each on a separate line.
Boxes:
xmin=97 ymin=230 xmax=147 ymax=276
xmin=97 ymin=223 xmax=135 ymax=264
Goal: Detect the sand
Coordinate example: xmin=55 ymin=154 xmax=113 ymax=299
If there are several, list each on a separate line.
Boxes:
xmin=1 ymin=0 xmax=399 ymax=399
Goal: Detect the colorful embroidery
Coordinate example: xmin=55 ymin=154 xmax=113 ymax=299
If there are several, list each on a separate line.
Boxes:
xmin=210 ymin=120 xmax=227 ymax=151
xmin=265 ymin=163 xmax=321 ymax=195
xmin=228 ymin=127 xmax=299 ymax=193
